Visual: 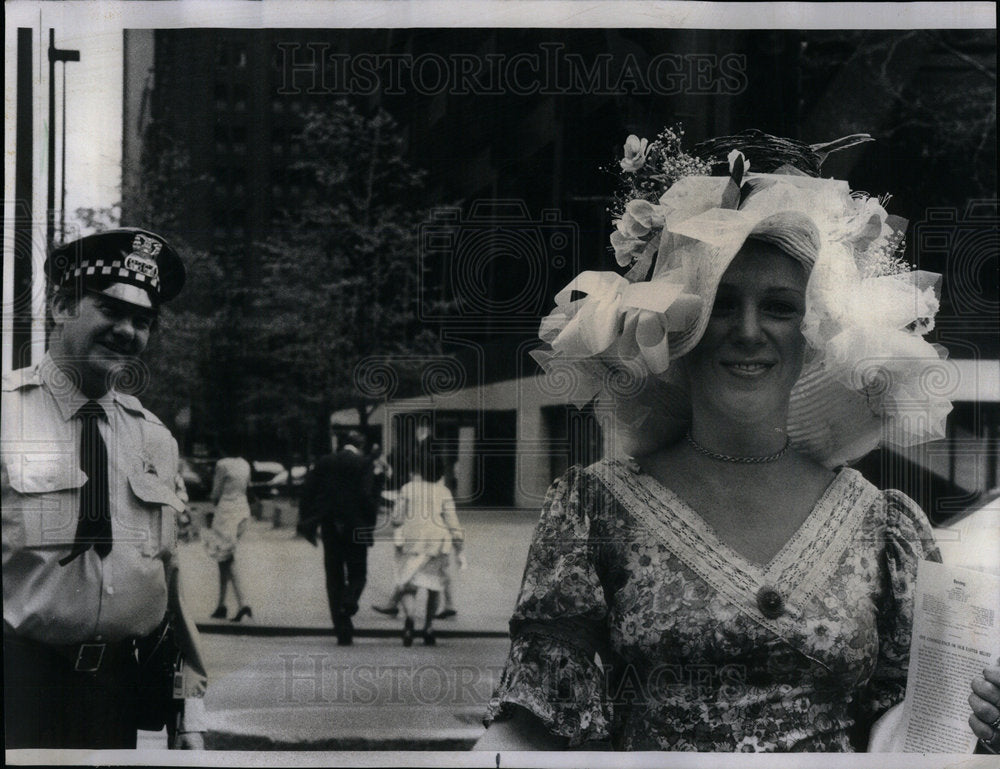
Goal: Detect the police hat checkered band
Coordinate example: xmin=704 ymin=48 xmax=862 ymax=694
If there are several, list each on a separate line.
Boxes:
xmin=69 ymin=259 xmax=161 ymax=290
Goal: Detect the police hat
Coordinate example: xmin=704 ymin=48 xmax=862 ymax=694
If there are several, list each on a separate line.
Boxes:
xmin=47 ymin=227 xmax=185 ymax=308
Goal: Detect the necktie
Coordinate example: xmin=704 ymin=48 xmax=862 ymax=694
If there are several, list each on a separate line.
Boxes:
xmin=59 ymin=400 xmax=112 ymax=565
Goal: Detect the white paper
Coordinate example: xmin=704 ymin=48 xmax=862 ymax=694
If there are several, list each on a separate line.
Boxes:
xmin=899 ymin=559 xmax=1000 ymax=753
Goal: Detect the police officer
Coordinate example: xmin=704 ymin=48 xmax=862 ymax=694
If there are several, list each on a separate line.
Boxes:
xmin=2 ymin=228 xmax=204 ymax=749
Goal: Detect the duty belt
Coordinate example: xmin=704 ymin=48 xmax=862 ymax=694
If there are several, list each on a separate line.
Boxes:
xmin=3 ymin=625 xmax=136 ymax=674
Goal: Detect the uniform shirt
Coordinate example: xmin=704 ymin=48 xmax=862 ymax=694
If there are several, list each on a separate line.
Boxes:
xmin=2 ymin=354 xmax=184 ymax=645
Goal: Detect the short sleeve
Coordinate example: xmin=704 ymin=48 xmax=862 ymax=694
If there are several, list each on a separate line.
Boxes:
xmin=860 ymin=489 xmax=942 ymax=723
xmin=484 ymin=466 xmax=612 ymax=745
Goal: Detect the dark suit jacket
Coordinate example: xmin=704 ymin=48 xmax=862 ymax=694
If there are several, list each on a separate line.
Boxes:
xmin=298 ymin=448 xmax=377 ymax=546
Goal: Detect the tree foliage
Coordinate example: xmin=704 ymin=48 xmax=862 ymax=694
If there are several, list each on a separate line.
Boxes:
xmin=797 ymin=30 xmax=996 ymax=206
xmin=81 ymin=101 xmax=449 ymax=461
xmin=250 ymin=100 xmax=446 ymax=449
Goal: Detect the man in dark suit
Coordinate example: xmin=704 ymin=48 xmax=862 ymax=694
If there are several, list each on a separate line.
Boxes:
xmin=297 ymin=430 xmax=376 ymax=645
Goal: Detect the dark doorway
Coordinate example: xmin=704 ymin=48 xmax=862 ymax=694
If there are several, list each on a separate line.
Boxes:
xmin=476 ymin=410 xmax=517 ymax=508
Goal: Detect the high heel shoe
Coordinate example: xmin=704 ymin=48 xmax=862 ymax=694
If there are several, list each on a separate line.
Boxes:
xmin=423 ymin=627 xmax=436 ymax=646
xmin=232 ymin=606 xmax=253 ymax=622
xmin=210 ymin=605 xmax=227 ymax=620
xmin=402 ymin=617 xmax=414 ymax=647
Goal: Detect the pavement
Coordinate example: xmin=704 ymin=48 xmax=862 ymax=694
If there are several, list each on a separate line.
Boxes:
xmin=135 ymin=498 xmax=538 ymax=752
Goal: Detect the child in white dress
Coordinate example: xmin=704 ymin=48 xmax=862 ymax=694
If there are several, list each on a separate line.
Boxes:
xmin=383 ymin=443 xmax=464 ymax=645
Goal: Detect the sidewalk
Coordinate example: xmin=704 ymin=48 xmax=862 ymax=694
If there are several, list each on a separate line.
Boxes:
xmin=136 ymin=633 xmax=511 ymax=751
xmin=161 ymin=501 xmax=538 ymax=750
xmin=178 ymin=501 xmax=538 ymax=635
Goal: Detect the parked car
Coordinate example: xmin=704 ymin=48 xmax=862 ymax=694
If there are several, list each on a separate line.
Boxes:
xmin=287 ymin=464 xmax=310 ymax=494
xmin=178 ymin=457 xmax=215 ymax=501
xmin=249 ymin=461 xmax=286 ymax=498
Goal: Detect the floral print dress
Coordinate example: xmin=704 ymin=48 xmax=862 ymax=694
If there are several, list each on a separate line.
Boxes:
xmin=485 ymin=459 xmax=940 ymax=751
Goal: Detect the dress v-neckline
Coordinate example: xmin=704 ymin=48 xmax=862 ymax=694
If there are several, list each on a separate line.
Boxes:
xmin=636 ymin=466 xmax=849 ymax=573
xmin=592 ymin=459 xmax=879 ymax=632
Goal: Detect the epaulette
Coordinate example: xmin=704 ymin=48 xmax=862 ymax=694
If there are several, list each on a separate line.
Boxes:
xmin=114 ymin=391 xmax=167 ymax=428
xmin=2 ymin=366 xmax=42 ymax=393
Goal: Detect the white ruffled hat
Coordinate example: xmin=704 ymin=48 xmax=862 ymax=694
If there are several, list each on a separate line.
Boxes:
xmin=532 ymin=131 xmax=954 ymax=468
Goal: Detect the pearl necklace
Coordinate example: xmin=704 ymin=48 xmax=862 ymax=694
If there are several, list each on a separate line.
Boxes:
xmin=685 ymin=431 xmax=789 ymax=464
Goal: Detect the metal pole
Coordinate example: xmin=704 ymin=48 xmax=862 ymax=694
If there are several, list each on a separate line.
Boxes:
xmin=60 ymin=64 xmax=67 ymax=242
xmin=46 ymin=31 xmax=80 ymax=249
xmin=47 ymin=28 xmax=55 ymax=250
xmin=13 ymin=28 xmax=35 ymax=370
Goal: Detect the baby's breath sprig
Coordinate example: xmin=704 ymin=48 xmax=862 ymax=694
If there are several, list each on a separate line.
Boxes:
xmin=859 ymin=232 xmax=910 ymax=279
xmin=606 ymin=124 xmax=711 ymax=221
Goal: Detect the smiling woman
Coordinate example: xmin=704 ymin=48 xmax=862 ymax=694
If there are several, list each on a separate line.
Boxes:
xmin=684 ymin=239 xmax=810 ymax=450
xmin=476 ymin=130 xmax=1000 ymax=753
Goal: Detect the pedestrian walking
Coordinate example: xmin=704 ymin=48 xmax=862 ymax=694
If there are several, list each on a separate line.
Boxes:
xmin=2 ymin=227 xmax=206 ymax=749
xmin=297 ymin=430 xmax=377 ymax=645
xmin=374 ymin=441 xmax=465 ymax=646
xmin=202 ymin=440 xmax=253 ymax=622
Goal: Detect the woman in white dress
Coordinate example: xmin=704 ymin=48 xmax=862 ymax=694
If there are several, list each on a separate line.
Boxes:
xmin=203 ymin=444 xmax=253 ymax=622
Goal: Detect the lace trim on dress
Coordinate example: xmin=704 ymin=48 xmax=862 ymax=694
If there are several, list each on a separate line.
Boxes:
xmin=589 ymin=460 xmax=877 ymax=648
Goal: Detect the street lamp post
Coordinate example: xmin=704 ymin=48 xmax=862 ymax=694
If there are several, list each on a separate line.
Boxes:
xmin=47 ymin=29 xmax=80 ymax=250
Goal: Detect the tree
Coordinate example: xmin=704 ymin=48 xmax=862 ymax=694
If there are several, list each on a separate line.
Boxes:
xmin=796 ymin=30 xmax=996 ymax=206
xmin=251 ymin=100 xmax=449 ymax=455
xmin=76 ymin=102 xmax=452 ymax=462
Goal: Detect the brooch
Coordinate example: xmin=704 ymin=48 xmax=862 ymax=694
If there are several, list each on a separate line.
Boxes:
xmin=756 ymin=585 xmax=784 ymax=619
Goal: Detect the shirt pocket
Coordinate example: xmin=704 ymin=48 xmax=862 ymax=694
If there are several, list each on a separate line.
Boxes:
xmin=3 ymin=457 xmax=87 ymax=547
xmin=127 ymin=470 xmax=185 ymax=557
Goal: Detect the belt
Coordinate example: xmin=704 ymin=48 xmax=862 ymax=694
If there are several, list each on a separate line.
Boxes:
xmin=4 ymin=626 xmax=137 ymax=674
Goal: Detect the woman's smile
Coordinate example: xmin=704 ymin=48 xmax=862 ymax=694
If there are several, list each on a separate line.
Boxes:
xmin=720 ymin=360 xmax=776 ymax=379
